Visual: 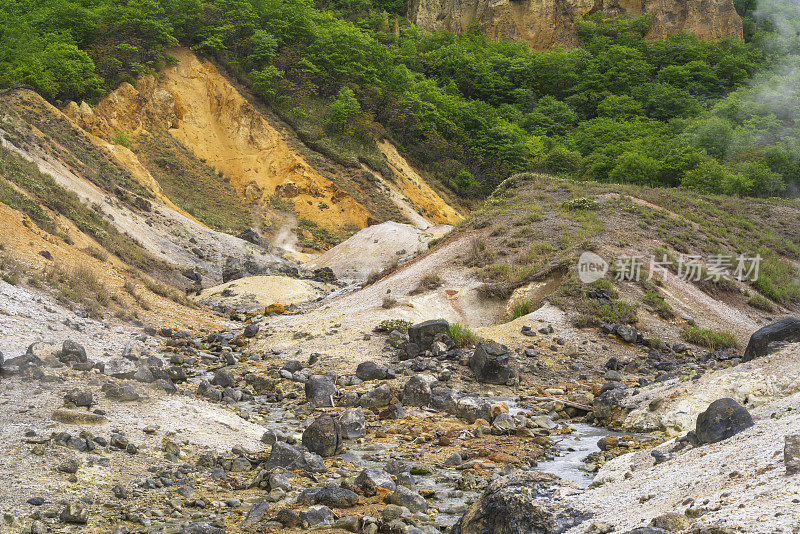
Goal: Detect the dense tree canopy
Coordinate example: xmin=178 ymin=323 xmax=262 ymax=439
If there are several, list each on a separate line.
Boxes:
xmin=1 ymin=0 xmax=798 ymax=198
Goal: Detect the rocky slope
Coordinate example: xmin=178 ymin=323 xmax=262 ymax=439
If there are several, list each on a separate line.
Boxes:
xmin=2 ymin=67 xmax=800 ymax=534
xmin=63 ymin=48 xmax=464 ymax=246
xmin=407 ymin=0 xmax=743 ymax=50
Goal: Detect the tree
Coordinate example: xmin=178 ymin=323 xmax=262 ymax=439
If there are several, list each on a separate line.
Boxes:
xmin=545 ymin=147 xmax=582 ymax=175
xmin=609 ymin=151 xmax=661 ymax=185
xmin=250 ymin=66 xmax=282 ymax=100
xmin=681 ymin=160 xmax=732 ymax=193
xmin=328 ymin=87 xmax=361 ymax=132
xmin=522 ymin=96 xmax=577 ymax=135
xmin=597 ymin=94 xmax=644 ymax=120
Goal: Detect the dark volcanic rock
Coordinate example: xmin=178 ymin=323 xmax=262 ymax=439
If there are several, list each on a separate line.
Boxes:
xmin=180 ymin=523 xmax=225 ymax=534
xmin=695 ymin=398 xmax=754 ymax=444
xmin=299 ymin=505 xmax=334 ymax=528
xmin=358 ymin=383 xmax=392 ymax=410
xmin=385 ymin=485 xmax=428 ymax=512
xmin=302 ymin=414 xmax=343 ymax=457
xmin=314 ymin=486 xmax=359 ymax=508
xmin=263 ymin=442 xmax=303 ymax=470
xmin=243 ymin=323 xmax=260 ymax=338
xmin=263 ymin=442 xmax=327 ymax=472
xmin=353 ymin=468 xmax=396 ymax=496
xmin=355 ymin=361 xmax=388 ymax=381
xmin=339 ymin=408 xmax=366 ymax=439
xmin=615 ymin=325 xmax=639 ymax=344
xmin=57 ymin=340 xmax=87 ymax=363
xmin=450 ymin=471 xmax=590 ymax=534
xmin=212 ymin=369 xmax=235 ymax=388
xmin=743 ymin=317 xmax=800 ymax=362
xmin=305 ymin=375 xmax=337 ymax=407
xmin=785 ymin=434 xmax=800 ymax=475
xmin=469 ymin=341 xmax=515 ymax=385
xmin=402 ymin=374 xmax=436 ymax=407
xmin=408 ymin=319 xmax=449 ymax=352
xmin=60 ymin=502 xmax=89 ymax=524
xmin=64 ymin=389 xmax=93 ymax=407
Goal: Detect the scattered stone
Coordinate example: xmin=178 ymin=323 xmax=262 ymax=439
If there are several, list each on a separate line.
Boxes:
xmin=60 ymin=502 xmax=89 ymax=524
xmin=243 ymin=501 xmax=270 ymax=527
xmin=243 ymin=323 xmax=260 ymax=338
xmin=57 ymin=340 xmax=88 ymax=363
xmin=104 ymin=357 xmax=137 ymax=378
xmin=469 ymin=341 xmax=515 ymax=385
xmin=354 ymin=468 xmax=396 ymax=496
xmin=451 ymin=471 xmax=589 ymax=534
xmin=339 ymin=408 xmax=366 ymax=439
xmin=180 ymin=523 xmax=225 ymax=534
xmin=263 ymin=442 xmax=302 ymax=470
xmin=385 ymin=485 xmax=428 ymax=512
xmin=315 ymin=486 xmax=359 ymax=508
xmin=104 ymin=384 xmax=140 ymax=402
xmin=649 ymin=512 xmax=690 ymax=531
xmin=408 ymin=319 xmax=449 ymax=352
xmin=403 ymin=374 xmax=436 ymax=407
xmin=456 ymin=397 xmax=492 ymax=424
xmin=58 ymin=458 xmax=80 ymax=474
xmin=743 ymin=317 xmax=800 ymax=361
xmin=695 ymin=398 xmax=754 ymax=444
xmin=212 ymin=369 xmax=235 ymax=388
xmin=356 ymin=361 xmax=388 ymax=381
xmin=112 ymin=484 xmax=129 ymax=499
xmin=785 ymin=433 xmax=800 ymax=475
xmin=333 ymin=515 xmax=361 ymax=532
xmin=52 ymin=409 xmax=108 ymax=425
xmin=615 ymin=325 xmax=638 ymax=344
xmin=305 ymin=375 xmax=337 ymax=407
xmin=359 ymin=383 xmax=392 ymax=409
xmin=64 ymin=388 xmax=93 ymax=407
xmin=302 ymin=414 xmax=343 ymax=457
xmin=299 ymin=505 xmax=334 ymax=528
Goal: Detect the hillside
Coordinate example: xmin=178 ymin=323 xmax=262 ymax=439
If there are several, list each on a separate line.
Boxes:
xmin=1 ymin=145 xmax=799 ymax=532
xmin=1 ymin=1 xmax=800 ymax=533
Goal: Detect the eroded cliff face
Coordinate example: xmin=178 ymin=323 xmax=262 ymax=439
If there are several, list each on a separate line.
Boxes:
xmin=408 ymin=0 xmax=743 ymax=50
xmin=63 ymin=48 xmax=463 ymax=246
xmin=65 ymin=49 xmax=373 ymax=233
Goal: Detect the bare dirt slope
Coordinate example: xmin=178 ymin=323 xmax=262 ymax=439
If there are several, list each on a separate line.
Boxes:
xmin=62 ymin=48 xmax=463 ymax=245
xmin=576 ymin=366 xmax=800 ymax=533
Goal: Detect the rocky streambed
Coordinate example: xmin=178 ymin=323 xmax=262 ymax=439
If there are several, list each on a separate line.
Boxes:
xmin=1 ymin=311 xmax=799 ymax=534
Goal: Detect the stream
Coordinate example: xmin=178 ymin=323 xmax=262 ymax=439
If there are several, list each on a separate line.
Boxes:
xmin=228 ymin=381 xmax=618 ymax=528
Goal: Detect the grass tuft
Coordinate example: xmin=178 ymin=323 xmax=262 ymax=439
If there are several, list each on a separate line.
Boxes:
xmin=681 ymin=326 xmax=737 ymax=349
xmin=448 ymin=322 xmax=478 ymax=348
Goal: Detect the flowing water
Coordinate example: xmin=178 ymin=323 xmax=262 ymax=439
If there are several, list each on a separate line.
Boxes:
xmin=232 ymin=386 xmax=619 ymax=527
xmin=535 ymin=422 xmax=621 ymax=488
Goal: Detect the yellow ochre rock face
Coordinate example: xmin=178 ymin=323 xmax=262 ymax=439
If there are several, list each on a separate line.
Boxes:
xmin=407 ymin=0 xmax=743 ymax=50
xmin=65 ymin=48 xmax=374 ymax=233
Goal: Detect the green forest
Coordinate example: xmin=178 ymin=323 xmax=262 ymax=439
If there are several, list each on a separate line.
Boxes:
xmin=2 ymin=0 xmax=800 ymax=199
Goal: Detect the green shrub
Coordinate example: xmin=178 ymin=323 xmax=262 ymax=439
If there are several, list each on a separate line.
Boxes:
xmin=410 ymin=273 xmax=443 ymax=295
xmin=747 ymin=293 xmax=774 ymax=312
xmin=563 ymin=197 xmax=600 ymax=211
xmin=642 ymin=290 xmax=673 ymax=319
xmin=110 ymin=131 xmax=131 ymax=148
xmin=376 ymin=318 xmax=412 ymax=332
xmin=681 ymin=326 xmax=737 ymax=349
xmin=449 ymin=322 xmax=478 ymax=348
xmin=511 ymin=300 xmax=533 ymax=319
